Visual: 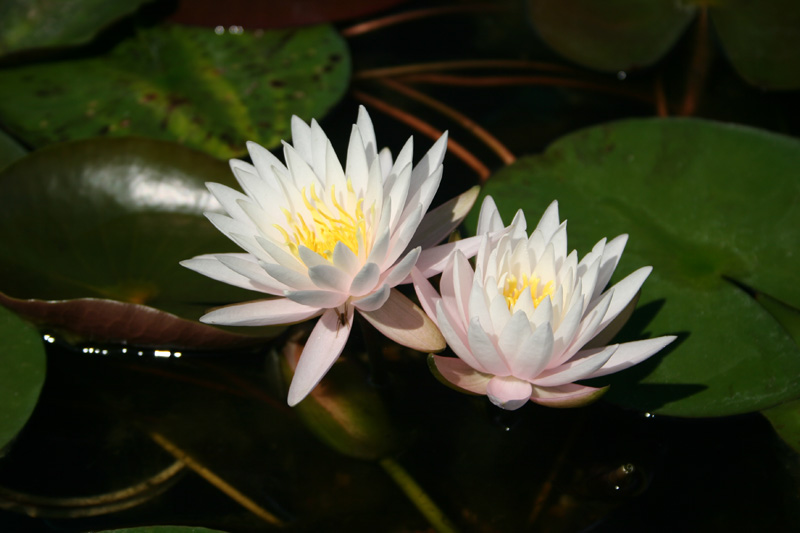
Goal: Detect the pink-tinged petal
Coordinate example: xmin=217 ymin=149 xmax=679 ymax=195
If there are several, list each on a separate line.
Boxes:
xmin=530 ymin=383 xmax=608 ymax=408
xmin=594 ymin=234 xmax=628 ymax=299
xmin=287 ymin=306 xmax=354 ymax=406
xmin=436 ymin=301 xmax=485 ymax=371
xmin=308 ymin=264 xmax=351 ymax=293
xmin=360 ymin=289 xmax=445 ymax=352
xmin=533 ymin=344 xmax=617 ymax=387
xmin=262 ymin=262 xmax=316 ymax=291
xmin=181 ymin=255 xmax=281 ymax=295
xmin=488 ymin=293 xmax=512 ymax=338
xmin=411 ymin=267 xmax=440 ymax=325
xmin=584 ymin=336 xmax=676 ymax=378
xmin=383 ymin=247 xmax=420 ymax=288
xmin=345 ymin=125 xmax=369 ymax=194
xmin=534 ymin=200 xmax=560 ymax=242
xmin=511 ymin=319 xmax=554 ymax=381
xmin=468 ymin=278 xmax=494 ymax=335
xmin=429 ymin=355 xmax=491 ymax=395
xmin=448 ymin=249 xmax=476 ymax=326
xmin=476 ymin=195 xmax=504 ymax=235
xmin=407 ymin=186 xmax=480 ymax=249
xmin=594 ymin=267 xmax=652 ymax=334
xmin=352 ymin=284 xmax=390 ymax=312
xmin=201 ymin=298 xmax=322 ymax=326
xmin=467 ymin=317 xmax=510 ymax=376
xmin=486 ymin=376 xmax=534 ymax=410
xmin=246 ymin=140 xmax=287 ymax=179
xmin=410 ymin=235 xmax=482 ymax=280
xmin=285 ymin=289 xmax=349 ymax=308
xmin=349 ymin=263 xmax=380 ymax=296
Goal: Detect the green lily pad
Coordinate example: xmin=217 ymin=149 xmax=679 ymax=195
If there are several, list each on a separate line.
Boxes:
xmin=0 ymin=0 xmax=152 ymax=58
xmin=0 ymin=306 xmax=46 ymax=453
xmin=472 ymin=118 xmax=800 ymax=417
xmin=526 ymin=0 xmax=696 ymax=72
xmin=0 ymin=24 xmax=350 ymax=159
xmin=0 ymin=137 xmax=279 ymax=347
xmin=0 ymin=130 xmax=26 ymax=172
xmin=711 ymin=0 xmax=800 ymax=90
xmin=526 ymin=0 xmax=800 ymax=90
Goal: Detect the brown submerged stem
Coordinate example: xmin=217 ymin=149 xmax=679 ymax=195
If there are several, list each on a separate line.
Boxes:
xmin=341 ymin=4 xmax=509 ymax=38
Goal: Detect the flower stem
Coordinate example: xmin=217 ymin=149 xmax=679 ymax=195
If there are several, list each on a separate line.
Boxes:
xmin=379 ymin=457 xmax=460 ymax=533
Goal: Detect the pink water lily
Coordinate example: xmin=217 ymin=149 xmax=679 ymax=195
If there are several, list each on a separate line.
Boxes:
xmin=414 ymin=197 xmax=676 ymax=410
xmin=182 ymin=107 xmax=479 ymax=406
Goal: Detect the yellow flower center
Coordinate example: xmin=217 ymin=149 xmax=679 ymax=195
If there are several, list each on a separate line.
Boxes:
xmin=503 ymin=273 xmax=554 ymax=311
xmin=274 ymin=180 xmax=368 ymax=261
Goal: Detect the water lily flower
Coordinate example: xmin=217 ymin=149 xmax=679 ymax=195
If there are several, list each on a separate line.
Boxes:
xmin=181 ymin=107 xmax=479 ymax=406
xmin=415 ymin=197 xmax=676 ymax=410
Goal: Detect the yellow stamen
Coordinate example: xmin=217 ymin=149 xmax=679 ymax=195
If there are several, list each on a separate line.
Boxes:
xmin=503 ymin=274 xmax=555 ymax=311
xmin=273 ymin=183 xmax=368 ymax=261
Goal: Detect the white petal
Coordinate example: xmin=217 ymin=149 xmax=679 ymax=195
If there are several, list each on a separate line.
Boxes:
xmin=383 ymin=247 xmax=421 ymax=288
xmin=287 ymin=306 xmax=354 ymax=406
xmin=593 ymin=267 xmax=652 ymax=334
xmin=262 ymin=262 xmax=316 ymax=290
xmin=290 ymin=115 xmax=313 ymax=164
xmin=412 ymin=235 xmax=482 ymax=280
xmin=308 ymin=264 xmax=352 ymax=293
xmin=476 ymin=195 xmax=504 ymax=235
xmin=356 ymin=105 xmax=378 ymax=166
xmin=585 ymin=336 xmax=676 ymax=378
xmin=594 ymin=234 xmax=628 ymax=300
xmin=534 ymin=200 xmax=560 ymax=241
xmin=345 ymin=125 xmax=369 ymax=194
xmin=331 ymin=241 xmax=360 ymax=276
xmin=246 ymin=140 xmax=287 ymax=180
xmin=467 ymin=317 xmax=510 ymax=376
xmin=350 ymin=263 xmax=381 ymax=296
xmin=532 ymin=344 xmax=617 ymax=387
xmin=215 ymin=254 xmax=288 ymax=295
xmin=408 ymin=132 xmax=447 ymax=200
xmin=201 ymin=298 xmax=322 ymax=326
xmin=511 ymin=321 xmax=554 ymax=381
xmin=181 ymin=255 xmax=282 ymax=295
xmin=285 ymin=289 xmax=349 ymax=308
xmin=353 ymin=283 xmax=390 ymax=311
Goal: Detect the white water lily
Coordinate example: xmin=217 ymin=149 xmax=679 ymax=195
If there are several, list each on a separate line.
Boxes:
xmin=182 ymin=106 xmax=479 ymax=406
xmin=414 ymin=197 xmax=676 ymax=410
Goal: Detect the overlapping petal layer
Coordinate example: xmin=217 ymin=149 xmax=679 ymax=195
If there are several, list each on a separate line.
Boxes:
xmin=423 ymin=198 xmax=676 ymax=410
xmin=183 ymin=107 xmax=479 ymax=405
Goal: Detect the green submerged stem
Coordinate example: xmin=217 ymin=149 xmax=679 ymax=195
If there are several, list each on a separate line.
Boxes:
xmin=379 ymin=457 xmax=460 ymax=533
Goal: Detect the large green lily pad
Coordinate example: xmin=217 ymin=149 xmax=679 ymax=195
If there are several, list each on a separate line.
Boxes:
xmin=0 ymin=306 xmax=46 ymax=453
xmin=0 ymin=24 xmax=350 ymax=159
xmin=526 ymin=0 xmax=695 ymax=72
xmin=0 ymin=137 xmax=279 ymax=347
xmin=526 ymin=0 xmax=800 ymax=90
xmin=0 ymin=0 xmax=152 ymax=58
xmin=472 ymin=118 xmax=800 ymax=417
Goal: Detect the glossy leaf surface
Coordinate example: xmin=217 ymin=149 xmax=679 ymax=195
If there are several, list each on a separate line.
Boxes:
xmin=0 ymin=306 xmax=46 ymax=452
xmin=472 ymin=118 xmax=800 ymax=417
xmin=0 ymin=137 xmax=279 ymax=347
xmin=0 ymin=24 xmax=350 ymax=158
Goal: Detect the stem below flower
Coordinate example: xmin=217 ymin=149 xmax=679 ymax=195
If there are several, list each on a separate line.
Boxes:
xmin=379 ymin=457 xmax=460 ymax=533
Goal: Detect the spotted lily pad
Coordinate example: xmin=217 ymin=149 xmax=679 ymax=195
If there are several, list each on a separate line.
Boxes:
xmin=0 ymin=137 xmax=280 ymax=348
xmin=0 ymin=306 xmax=46 ymax=453
xmin=472 ymin=118 xmax=800 ymax=417
xmin=0 ymin=24 xmax=350 ymax=158
xmin=0 ymin=0 xmax=152 ymax=58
